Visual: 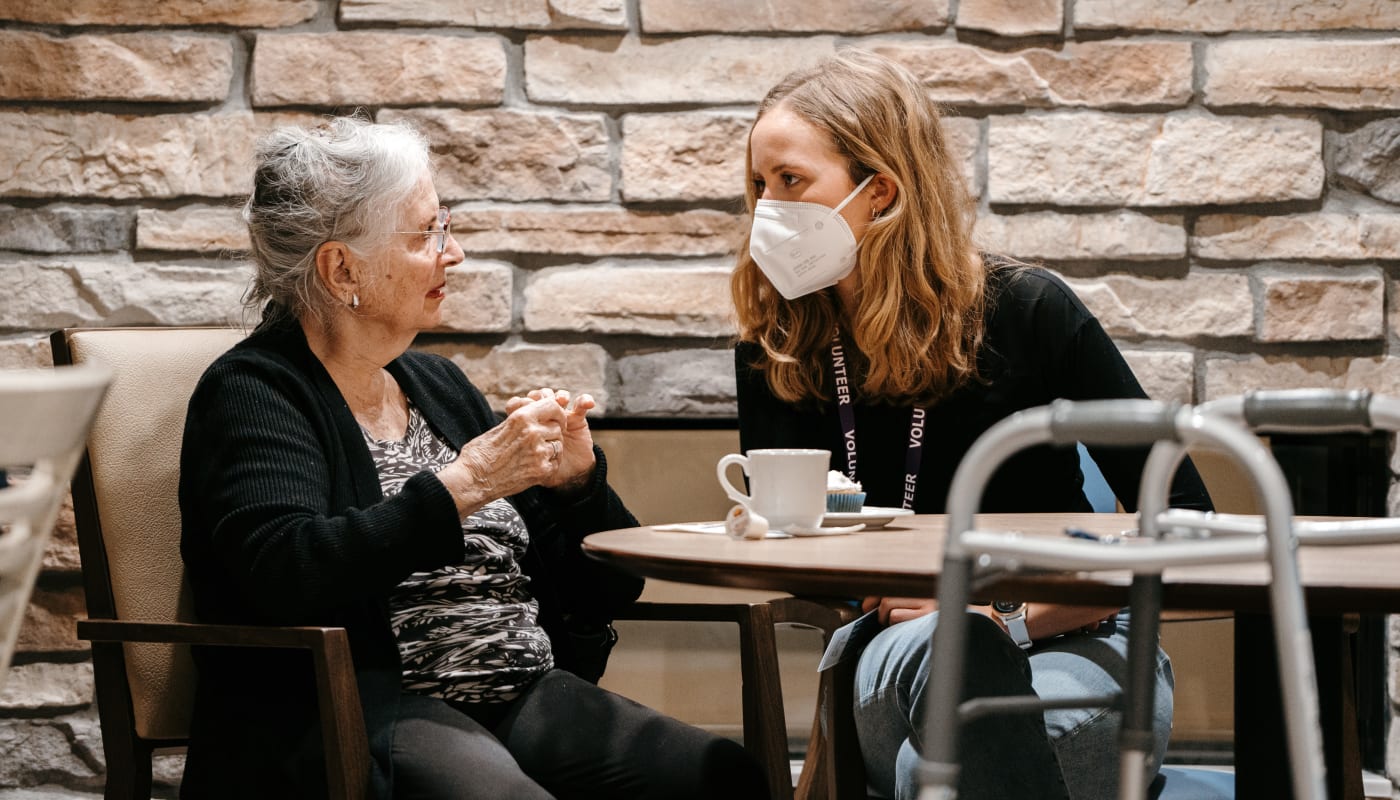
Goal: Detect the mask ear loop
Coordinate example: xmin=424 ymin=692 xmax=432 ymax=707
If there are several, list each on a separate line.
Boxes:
xmin=829 ymin=173 xmax=876 ymax=218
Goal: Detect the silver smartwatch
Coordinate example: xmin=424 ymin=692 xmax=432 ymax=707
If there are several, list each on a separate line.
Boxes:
xmin=992 ymin=600 xmax=1031 ymax=649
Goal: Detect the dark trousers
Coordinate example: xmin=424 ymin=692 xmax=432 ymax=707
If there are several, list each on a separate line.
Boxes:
xmin=391 ymin=669 xmax=771 ymax=800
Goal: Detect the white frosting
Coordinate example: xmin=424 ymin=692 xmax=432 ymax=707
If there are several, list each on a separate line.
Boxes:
xmin=826 ymin=470 xmax=863 ymax=493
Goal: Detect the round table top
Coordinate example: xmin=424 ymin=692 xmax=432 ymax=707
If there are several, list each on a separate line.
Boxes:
xmin=583 ymin=512 xmax=1400 ymax=613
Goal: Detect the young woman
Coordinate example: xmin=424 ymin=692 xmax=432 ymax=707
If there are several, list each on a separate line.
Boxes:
xmin=731 ymin=50 xmax=1212 ymax=800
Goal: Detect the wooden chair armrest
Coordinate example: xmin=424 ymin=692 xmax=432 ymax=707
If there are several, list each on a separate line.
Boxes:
xmin=79 ymin=619 xmax=346 ymax=648
xmin=1161 ymin=610 xmax=1233 ymax=623
xmin=617 ymin=599 xmax=788 ymax=624
xmin=77 ymin=619 xmax=369 ymax=800
xmin=769 ymin=597 xmax=862 ymax=633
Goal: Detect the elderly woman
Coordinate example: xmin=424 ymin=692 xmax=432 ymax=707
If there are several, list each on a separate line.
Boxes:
xmin=178 ymin=117 xmax=769 ymax=800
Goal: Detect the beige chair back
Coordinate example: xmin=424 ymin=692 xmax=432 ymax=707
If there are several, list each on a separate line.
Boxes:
xmin=0 ymin=363 xmax=112 ymax=688
xmin=64 ymin=327 xmax=244 ymax=740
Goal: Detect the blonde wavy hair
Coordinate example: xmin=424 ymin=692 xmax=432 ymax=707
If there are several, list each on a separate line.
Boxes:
xmin=731 ymin=49 xmax=986 ymax=405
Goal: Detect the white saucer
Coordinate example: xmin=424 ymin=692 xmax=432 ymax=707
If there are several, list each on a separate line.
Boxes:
xmin=821 ymin=506 xmax=915 ymax=530
xmin=782 ymin=522 xmax=866 ymax=537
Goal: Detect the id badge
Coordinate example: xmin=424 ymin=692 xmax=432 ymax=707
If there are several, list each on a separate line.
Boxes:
xmin=818 ymin=609 xmax=884 ymax=672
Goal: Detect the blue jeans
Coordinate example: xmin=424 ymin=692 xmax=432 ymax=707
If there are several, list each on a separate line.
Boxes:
xmin=853 ymin=610 xmax=1173 ymax=800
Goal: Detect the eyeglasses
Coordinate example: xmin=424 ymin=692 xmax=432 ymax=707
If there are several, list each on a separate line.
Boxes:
xmin=396 ymin=206 xmax=452 ymax=254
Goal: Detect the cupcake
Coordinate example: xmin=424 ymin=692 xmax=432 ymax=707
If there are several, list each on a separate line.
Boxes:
xmin=826 ymin=470 xmax=867 ymax=513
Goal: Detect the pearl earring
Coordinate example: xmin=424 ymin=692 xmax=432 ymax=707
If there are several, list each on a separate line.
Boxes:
xmin=350 ymin=293 xmax=360 ymax=310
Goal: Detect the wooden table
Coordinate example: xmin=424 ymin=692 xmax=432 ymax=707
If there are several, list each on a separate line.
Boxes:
xmin=585 ymin=512 xmax=1399 ymax=799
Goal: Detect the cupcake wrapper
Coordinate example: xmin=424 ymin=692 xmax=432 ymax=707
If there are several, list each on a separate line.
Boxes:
xmin=826 ymin=492 xmax=867 ymax=512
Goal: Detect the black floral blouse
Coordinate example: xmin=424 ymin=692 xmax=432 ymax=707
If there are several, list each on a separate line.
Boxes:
xmin=363 ymin=405 xmax=553 ymax=706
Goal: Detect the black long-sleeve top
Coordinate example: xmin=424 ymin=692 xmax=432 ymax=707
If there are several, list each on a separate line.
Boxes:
xmin=177 ymin=313 xmax=640 ymax=799
xmin=737 ymin=266 xmax=1213 ymax=514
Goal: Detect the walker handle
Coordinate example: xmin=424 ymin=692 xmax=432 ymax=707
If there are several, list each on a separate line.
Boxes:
xmin=1047 ymin=399 xmax=1180 ymax=446
xmin=1242 ymin=389 xmax=1373 ymax=432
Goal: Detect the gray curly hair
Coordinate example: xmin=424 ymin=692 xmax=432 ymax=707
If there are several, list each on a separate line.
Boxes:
xmin=243 ymin=115 xmax=432 ymax=324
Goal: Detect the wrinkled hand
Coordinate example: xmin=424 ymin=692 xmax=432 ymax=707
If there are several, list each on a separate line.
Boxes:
xmin=862 ymin=596 xmax=938 ymax=627
xmin=452 ymin=393 xmax=567 ymax=500
xmin=505 ymin=388 xmax=596 ymax=492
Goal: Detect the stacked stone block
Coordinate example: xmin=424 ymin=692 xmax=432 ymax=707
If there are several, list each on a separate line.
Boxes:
xmin=1 ymin=0 xmax=1399 ymax=794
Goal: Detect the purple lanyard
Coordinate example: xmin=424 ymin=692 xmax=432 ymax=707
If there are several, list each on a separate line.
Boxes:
xmin=829 ymin=328 xmax=926 ymax=510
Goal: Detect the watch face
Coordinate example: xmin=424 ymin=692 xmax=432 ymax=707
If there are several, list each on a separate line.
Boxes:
xmin=992 ymin=600 xmax=1022 ymax=615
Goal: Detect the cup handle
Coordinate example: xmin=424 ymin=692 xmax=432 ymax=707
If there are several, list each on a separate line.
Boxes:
xmin=715 ymin=453 xmax=752 ymax=506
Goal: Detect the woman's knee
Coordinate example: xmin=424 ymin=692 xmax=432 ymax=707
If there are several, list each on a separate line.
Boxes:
xmin=856 ymin=611 xmax=1011 ymax=678
xmin=392 ymin=695 xmax=551 ymax=800
xmin=858 ymin=612 xmax=939 ymax=682
xmin=942 ymin=613 xmax=1037 ymax=694
xmin=1031 ymin=635 xmax=1173 ymax=754
xmin=857 ymin=610 xmax=1030 ymax=716
xmin=501 ymin=670 xmax=769 ymax=800
xmin=687 ymin=736 xmax=771 ymax=800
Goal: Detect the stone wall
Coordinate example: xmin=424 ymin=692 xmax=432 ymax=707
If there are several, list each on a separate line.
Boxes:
xmin=1 ymin=0 xmax=1398 ymax=795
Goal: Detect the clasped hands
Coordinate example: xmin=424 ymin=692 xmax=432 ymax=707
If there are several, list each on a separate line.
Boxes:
xmin=505 ymin=387 xmax=598 ymax=492
xmin=441 ymin=387 xmax=597 ymax=516
xmin=862 ymin=596 xmax=938 ymax=627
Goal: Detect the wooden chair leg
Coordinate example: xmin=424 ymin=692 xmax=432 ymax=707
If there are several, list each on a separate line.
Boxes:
xmin=736 ymin=602 xmax=794 ymax=800
xmin=823 ymin=648 xmax=866 ymax=800
xmin=91 ymin=642 xmax=151 ymax=800
xmin=621 ymin=601 xmax=797 ymax=800
xmin=794 ymin=661 xmax=864 ymax=800
xmin=770 ymin=598 xmax=867 ymax=800
xmin=1339 ymin=617 xmax=1363 ymax=800
xmin=794 ymin=710 xmax=829 ymax=800
xmin=620 ymin=598 xmax=863 ymax=800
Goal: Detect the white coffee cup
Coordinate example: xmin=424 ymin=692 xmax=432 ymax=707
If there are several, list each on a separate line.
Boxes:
xmin=716 ymin=448 xmax=830 ymax=531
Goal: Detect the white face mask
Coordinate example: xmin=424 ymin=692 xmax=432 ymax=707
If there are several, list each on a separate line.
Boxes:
xmin=748 ymin=174 xmax=875 ymax=300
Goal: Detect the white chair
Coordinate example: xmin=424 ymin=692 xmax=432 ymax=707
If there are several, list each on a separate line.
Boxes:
xmin=0 ymin=362 xmax=112 ymax=689
xmin=916 ymin=399 xmax=1326 ymax=800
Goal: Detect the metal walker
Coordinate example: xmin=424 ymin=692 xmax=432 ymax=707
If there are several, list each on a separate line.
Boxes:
xmin=915 ymin=398 xmax=1326 ymax=800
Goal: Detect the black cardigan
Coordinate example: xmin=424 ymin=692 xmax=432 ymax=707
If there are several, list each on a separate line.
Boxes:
xmin=177 ymin=315 xmax=641 ymax=799
xmin=737 ymin=266 xmax=1213 ymax=514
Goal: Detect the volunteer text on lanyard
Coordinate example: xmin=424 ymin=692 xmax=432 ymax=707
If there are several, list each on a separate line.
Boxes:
xmin=830 ymin=328 xmax=925 ymax=510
